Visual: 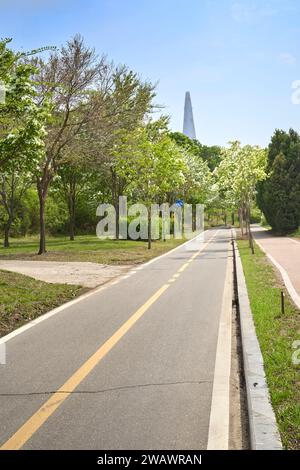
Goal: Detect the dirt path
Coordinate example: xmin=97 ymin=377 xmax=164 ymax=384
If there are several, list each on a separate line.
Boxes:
xmin=0 ymin=260 xmax=132 ymax=288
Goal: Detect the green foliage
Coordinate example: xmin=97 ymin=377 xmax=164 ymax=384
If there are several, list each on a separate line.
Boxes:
xmin=169 ymin=131 xmax=222 ymax=170
xmin=116 ymin=120 xmax=187 ymax=206
xmin=0 ymin=39 xmax=48 ymax=171
xmin=258 ymin=129 xmax=300 ymax=234
xmin=215 ymin=141 xmax=267 ymax=219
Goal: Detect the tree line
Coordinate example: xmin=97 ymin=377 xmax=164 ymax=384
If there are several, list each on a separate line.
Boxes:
xmin=0 ymin=35 xmax=217 ymax=251
xmin=1 ymin=35 xmax=298 ymax=254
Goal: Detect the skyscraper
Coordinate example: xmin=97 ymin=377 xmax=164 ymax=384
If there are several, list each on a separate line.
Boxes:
xmin=183 ymin=91 xmax=196 ymax=140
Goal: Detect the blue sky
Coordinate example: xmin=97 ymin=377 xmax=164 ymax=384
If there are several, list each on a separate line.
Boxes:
xmin=1 ymin=0 xmax=300 ymax=147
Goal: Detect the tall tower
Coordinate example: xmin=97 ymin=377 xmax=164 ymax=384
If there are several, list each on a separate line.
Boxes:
xmin=183 ymin=91 xmax=196 ymax=140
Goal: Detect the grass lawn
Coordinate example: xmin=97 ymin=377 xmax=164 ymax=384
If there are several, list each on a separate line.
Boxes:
xmin=0 ymin=270 xmax=84 ymax=338
xmin=0 ymin=235 xmax=184 ymax=265
xmin=237 ymin=239 xmax=300 ymax=450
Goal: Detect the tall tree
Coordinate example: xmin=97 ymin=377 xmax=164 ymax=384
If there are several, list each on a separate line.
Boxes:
xmin=215 ymin=141 xmax=267 ymax=234
xmin=0 ymin=39 xmax=48 ymax=246
xmin=33 ymin=35 xmax=111 ymax=254
xmin=91 ymin=67 xmax=156 ymax=238
xmin=257 ymin=129 xmax=300 ymax=233
xmin=116 ymin=119 xmax=186 ymax=248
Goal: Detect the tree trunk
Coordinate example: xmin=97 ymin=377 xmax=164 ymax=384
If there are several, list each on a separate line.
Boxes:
xmin=69 ymin=212 xmax=75 ymax=241
xmin=68 ymin=193 xmax=76 ymax=241
xmin=231 ymin=212 xmax=235 ymax=226
xmin=148 ymin=207 xmax=152 ymax=250
xmin=115 ymin=200 xmax=120 ymax=240
xmin=38 ymin=187 xmax=47 ymax=255
xmin=3 ymin=223 xmax=11 ymax=248
xmin=111 ymin=168 xmax=120 ymax=240
xmin=244 ymin=206 xmax=248 ymax=235
xmin=239 ymin=207 xmax=244 ymax=236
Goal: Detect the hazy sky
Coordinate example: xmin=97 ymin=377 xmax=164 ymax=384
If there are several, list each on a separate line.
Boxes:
xmin=2 ymin=0 xmax=300 ymax=147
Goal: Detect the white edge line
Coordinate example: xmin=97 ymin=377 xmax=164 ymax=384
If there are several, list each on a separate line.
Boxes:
xmin=0 ymin=228 xmax=217 ymax=346
xmin=288 ymin=237 xmax=300 ymax=245
xmin=254 ymin=238 xmax=300 ymax=310
xmin=207 ymin=242 xmax=232 ymax=450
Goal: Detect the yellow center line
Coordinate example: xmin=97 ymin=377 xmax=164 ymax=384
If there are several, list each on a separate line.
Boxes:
xmin=1 ymin=284 xmax=169 ymax=451
xmin=0 ymin=230 xmax=218 ymax=450
xmin=178 ymin=262 xmax=189 ymax=273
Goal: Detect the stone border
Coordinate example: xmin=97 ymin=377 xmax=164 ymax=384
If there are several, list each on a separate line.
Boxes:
xmin=232 ymin=236 xmax=282 ymax=450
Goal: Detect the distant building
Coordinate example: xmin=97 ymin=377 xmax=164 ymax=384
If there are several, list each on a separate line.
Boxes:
xmin=183 ymin=91 xmax=196 ymax=140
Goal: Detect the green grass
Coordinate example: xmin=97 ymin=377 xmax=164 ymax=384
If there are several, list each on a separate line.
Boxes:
xmin=237 ymin=239 xmax=300 ymax=449
xmin=289 ymin=227 xmax=300 ymax=239
xmin=0 ymin=235 xmax=184 ymax=265
xmin=0 ymin=270 xmax=84 ymax=338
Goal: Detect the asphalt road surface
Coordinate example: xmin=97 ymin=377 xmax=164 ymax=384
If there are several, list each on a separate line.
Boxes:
xmin=0 ymin=228 xmax=232 ymax=450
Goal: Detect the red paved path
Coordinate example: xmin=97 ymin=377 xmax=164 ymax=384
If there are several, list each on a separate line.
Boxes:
xmin=252 ymin=226 xmax=300 ymax=297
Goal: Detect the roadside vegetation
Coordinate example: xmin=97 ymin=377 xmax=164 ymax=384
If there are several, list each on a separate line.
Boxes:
xmin=0 ymin=236 xmax=183 ymax=264
xmin=0 ymin=270 xmax=84 ymax=338
xmin=238 ymin=238 xmax=300 ymax=450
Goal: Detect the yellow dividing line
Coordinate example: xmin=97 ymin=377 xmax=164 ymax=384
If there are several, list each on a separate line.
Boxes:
xmin=0 ymin=285 xmax=169 ymax=450
xmin=1 ymin=230 xmax=218 ymax=450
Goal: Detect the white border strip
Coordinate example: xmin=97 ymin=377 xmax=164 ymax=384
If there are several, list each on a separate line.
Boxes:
xmin=207 ymin=242 xmax=232 ymax=450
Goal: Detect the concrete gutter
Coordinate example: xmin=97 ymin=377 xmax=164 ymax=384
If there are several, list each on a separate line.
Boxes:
xmin=232 ymin=236 xmax=282 ymax=450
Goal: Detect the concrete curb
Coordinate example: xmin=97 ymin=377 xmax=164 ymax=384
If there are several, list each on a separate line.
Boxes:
xmin=233 ymin=237 xmax=282 ymax=450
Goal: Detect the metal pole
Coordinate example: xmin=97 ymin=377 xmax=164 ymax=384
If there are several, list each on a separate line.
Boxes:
xmin=281 ymin=291 xmax=285 ymax=315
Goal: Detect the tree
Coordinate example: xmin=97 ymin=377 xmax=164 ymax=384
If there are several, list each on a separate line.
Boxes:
xmin=0 ymin=39 xmax=49 ymax=246
xmin=32 ymin=35 xmax=111 ymax=254
xmin=170 ymin=132 xmax=222 ymax=170
xmin=55 ymin=155 xmax=102 ymax=241
xmin=257 ymin=129 xmax=300 ymax=234
xmin=181 ymin=149 xmax=212 ymax=204
xmin=116 ymin=120 xmax=186 ymax=248
xmin=0 ymin=167 xmax=33 ymax=247
xmin=215 ymin=141 xmax=267 ymax=235
xmin=91 ymin=66 xmax=156 ymax=238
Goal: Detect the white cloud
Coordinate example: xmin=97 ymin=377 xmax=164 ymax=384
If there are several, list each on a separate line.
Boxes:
xmin=231 ymin=1 xmax=278 ymax=23
xmin=279 ymin=52 xmax=296 ymax=65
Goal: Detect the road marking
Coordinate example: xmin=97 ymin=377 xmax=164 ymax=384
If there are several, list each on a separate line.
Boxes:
xmin=207 ymin=243 xmax=233 ymax=450
xmin=178 ymin=262 xmax=189 ymax=273
xmin=1 ymin=230 xmax=219 ymax=450
xmin=0 ymin=284 xmax=170 ymax=450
